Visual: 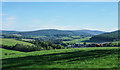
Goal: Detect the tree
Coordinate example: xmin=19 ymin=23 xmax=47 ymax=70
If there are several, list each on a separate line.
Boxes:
xmin=83 ymin=42 xmax=86 ymax=46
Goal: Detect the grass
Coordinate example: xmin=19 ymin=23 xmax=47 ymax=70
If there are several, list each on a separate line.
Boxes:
xmin=1 ymin=47 xmax=119 ymax=69
xmin=63 ymin=37 xmax=91 ymax=44
xmin=59 ymin=37 xmax=72 ymax=40
xmin=32 ymin=36 xmax=47 ymax=38
xmin=71 ymin=36 xmax=81 ymax=38
xmin=0 ymin=38 xmax=35 ymax=46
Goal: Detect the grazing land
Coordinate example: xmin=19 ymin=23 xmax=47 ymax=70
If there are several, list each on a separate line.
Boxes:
xmin=1 ymin=30 xmax=119 ymax=69
xmin=63 ymin=37 xmax=91 ymax=44
xmin=1 ymin=47 xmax=118 ymax=69
xmin=0 ymin=38 xmax=35 ymax=46
xmin=1 ymin=2 xmax=118 ymax=69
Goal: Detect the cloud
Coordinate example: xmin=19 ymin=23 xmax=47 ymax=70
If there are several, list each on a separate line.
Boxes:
xmin=3 ymin=17 xmax=17 ymax=24
xmin=27 ymin=24 xmax=77 ymax=31
xmin=2 ymin=17 xmax=17 ymax=29
xmin=32 ymin=19 xmax=41 ymax=23
xmin=83 ymin=27 xmax=102 ymax=31
xmin=83 ymin=27 xmax=118 ymax=32
xmin=0 ymin=14 xmax=8 ymax=16
xmin=7 ymin=17 xmax=16 ymax=20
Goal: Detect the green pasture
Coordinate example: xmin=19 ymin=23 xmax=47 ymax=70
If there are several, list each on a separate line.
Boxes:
xmin=0 ymin=38 xmax=35 ymax=46
xmin=63 ymin=37 xmax=91 ymax=44
xmin=71 ymin=36 xmax=81 ymax=38
xmin=59 ymin=37 xmax=72 ymax=40
xmin=1 ymin=47 xmax=118 ymax=69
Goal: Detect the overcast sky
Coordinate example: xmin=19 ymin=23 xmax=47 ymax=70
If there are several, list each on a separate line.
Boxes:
xmin=2 ymin=2 xmax=118 ymax=32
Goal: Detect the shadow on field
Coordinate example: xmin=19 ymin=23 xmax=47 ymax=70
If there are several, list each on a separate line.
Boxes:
xmin=2 ymin=49 xmax=118 ymax=69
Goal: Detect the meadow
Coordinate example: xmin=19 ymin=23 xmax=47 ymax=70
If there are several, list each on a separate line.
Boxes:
xmin=1 ymin=47 xmax=118 ymax=69
xmin=1 ymin=2 xmax=119 ymax=69
xmin=0 ymin=36 xmax=119 ymax=69
xmin=0 ymin=38 xmax=35 ymax=46
xmin=63 ymin=37 xmax=91 ymax=44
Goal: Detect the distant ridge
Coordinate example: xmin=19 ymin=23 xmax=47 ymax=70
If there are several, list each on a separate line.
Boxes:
xmin=1 ymin=29 xmax=106 ymax=36
xmin=72 ymin=30 xmax=105 ymax=35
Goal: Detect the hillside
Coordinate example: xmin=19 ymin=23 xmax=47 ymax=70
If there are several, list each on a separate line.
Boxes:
xmin=1 ymin=47 xmax=118 ymax=69
xmin=1 ymin=29 xmax=105 ymax=36
xmin=74 ymin=30 xmax=105 ymax=35
xmin=0 ymin=38 xmax=35 ymax=46
xmin=88 ymin=30 xmax=119 ymax=42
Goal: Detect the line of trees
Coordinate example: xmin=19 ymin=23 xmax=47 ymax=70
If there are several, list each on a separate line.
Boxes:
xmin=29 ymin=40 xmax=64 ymax=49
xmin=84 ymin=43 xmax=119 ymax=47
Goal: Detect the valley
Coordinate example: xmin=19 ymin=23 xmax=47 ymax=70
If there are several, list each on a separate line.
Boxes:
xmin=0 ymin=29 xmax=119 ymax=69
xmin=1 ymin=2 xmax=118 ymax=69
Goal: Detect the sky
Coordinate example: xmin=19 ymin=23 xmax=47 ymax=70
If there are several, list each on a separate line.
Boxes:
xmin=2 ymin=0 xmax=120 ymax=2
xmin=2 ymin=2 xmax=118 ymax=32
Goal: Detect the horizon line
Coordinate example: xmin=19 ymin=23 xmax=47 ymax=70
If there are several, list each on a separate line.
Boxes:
xmin=1 ymin=28 xmax=118 ymax=32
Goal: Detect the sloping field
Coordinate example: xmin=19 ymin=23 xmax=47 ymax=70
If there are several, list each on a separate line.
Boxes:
xmin=1 ymin=47 xmax=118 ymax=69
xmin=0 ymin=38 xmax=35 ymax=46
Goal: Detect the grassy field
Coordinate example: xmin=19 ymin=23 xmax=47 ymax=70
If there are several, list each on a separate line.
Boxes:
xmin=1 ymin=47 xmax=118 ymax=69
xmin=0 ymin=38 xmax=35 ymax=46
xmin=59 ymin=37 xmax=72 ymax=40
xmin=71 ymin=36 xmax=81 ymax=38
xmin=63 ymin=37 xmax=91 ymax=44
xmin=32 ymin=36 xmax=47 ymax=38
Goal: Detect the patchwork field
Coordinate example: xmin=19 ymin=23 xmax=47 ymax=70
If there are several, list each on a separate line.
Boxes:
xmin=1 ymin=47 xmax=118 ymax=69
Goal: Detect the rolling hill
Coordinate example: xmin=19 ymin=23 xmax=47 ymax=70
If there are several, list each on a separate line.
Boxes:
xmin=0 ymin=38 xmax=35 ymax=46
xmin=0 ymin=30 xmax=18 ymax=34
xmin=1 ymin=29 xmax=105 ymax=36
xmin=74 ymin=30 xmax=105 ymax=35
xmin=88 ymin=30 xmax=119 ymax=42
